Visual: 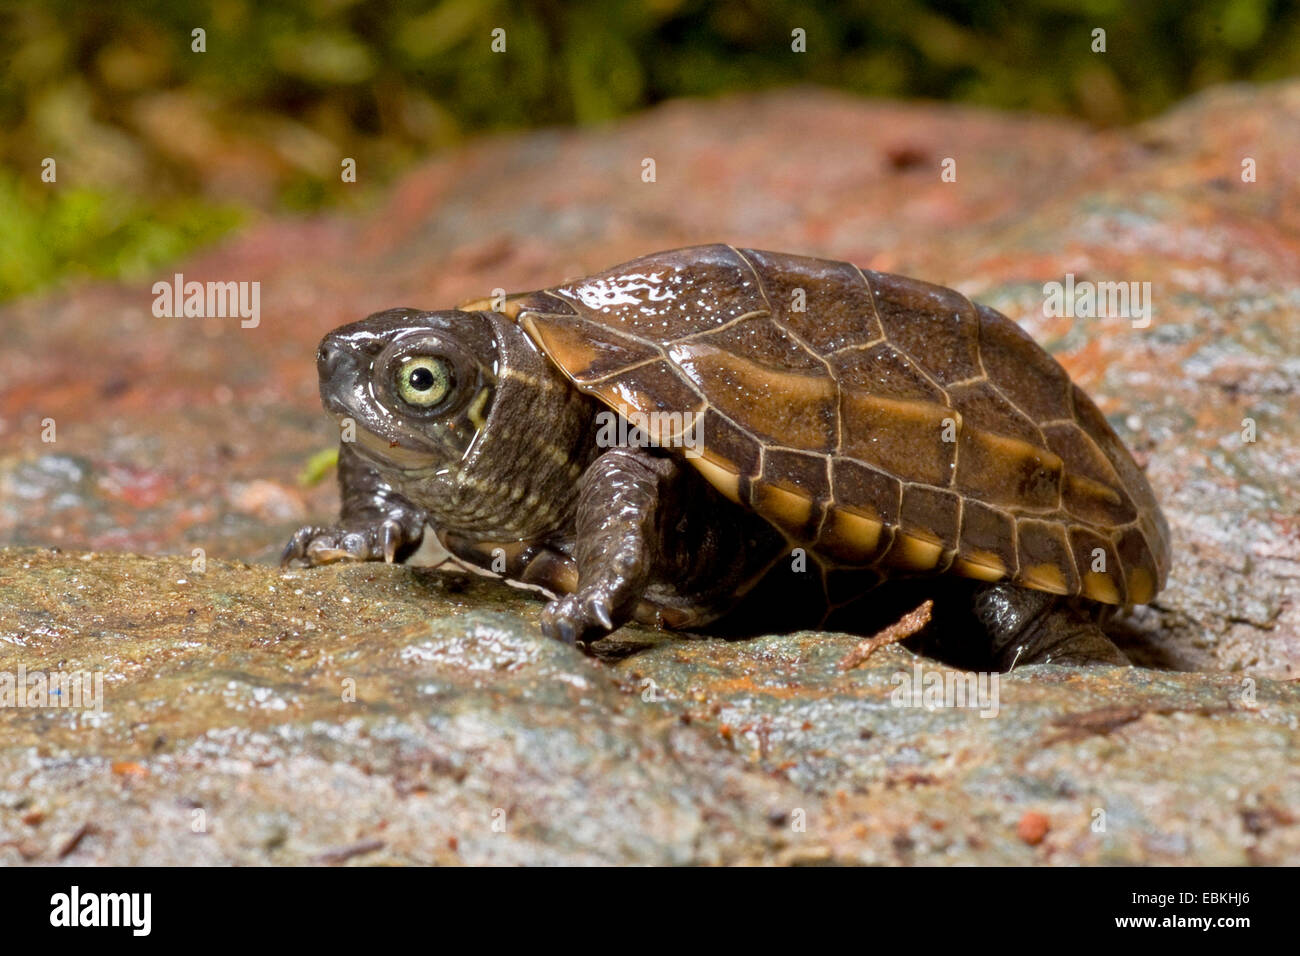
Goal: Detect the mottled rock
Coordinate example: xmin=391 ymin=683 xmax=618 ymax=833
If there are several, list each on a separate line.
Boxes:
xmin=1 ymin=548 xmax=1297 ymax=865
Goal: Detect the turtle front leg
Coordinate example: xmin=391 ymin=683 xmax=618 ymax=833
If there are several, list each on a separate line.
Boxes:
xmin=540 ymin=447 xmax=675 ymax=645
xmin=281 ymin=443 xmax=426 ymax=567
xmin=974 ymin=582 xmax=1130 ymax=668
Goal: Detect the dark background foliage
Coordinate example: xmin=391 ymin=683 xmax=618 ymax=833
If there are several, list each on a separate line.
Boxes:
xmin=2 ymin=0 xmax=1297 ymax=299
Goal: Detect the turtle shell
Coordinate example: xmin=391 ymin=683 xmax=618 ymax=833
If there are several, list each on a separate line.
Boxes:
xmin=506 ymin=244 xmax=1170 ymax=606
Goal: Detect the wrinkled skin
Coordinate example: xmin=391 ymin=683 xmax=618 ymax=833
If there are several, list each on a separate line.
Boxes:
xmin=282 ymin=306 xmax=1129 ymax=667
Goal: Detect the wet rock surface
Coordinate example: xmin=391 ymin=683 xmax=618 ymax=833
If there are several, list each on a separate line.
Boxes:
xmin=1 ymin=84 xmax=1298 ymax=864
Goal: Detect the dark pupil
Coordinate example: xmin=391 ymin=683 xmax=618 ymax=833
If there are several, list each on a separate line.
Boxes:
xmin=408 ymin=366 xmax=436 ymax=391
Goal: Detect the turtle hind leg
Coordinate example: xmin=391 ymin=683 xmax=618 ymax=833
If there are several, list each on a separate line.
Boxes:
xmin=973 ymin=582 xmax=1129 ymax=669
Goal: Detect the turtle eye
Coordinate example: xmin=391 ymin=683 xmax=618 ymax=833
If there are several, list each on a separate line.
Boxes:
xmin=395 ymin=356 xmax=452 ymax=407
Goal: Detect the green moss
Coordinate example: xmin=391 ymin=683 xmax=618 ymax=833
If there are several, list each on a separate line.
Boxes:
xmin=0 ymin=172 xmax=243 ymax=302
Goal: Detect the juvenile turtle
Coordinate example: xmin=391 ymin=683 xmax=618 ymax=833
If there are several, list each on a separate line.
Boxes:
xmin=283 ymin=245 xmax=1170 ymax=667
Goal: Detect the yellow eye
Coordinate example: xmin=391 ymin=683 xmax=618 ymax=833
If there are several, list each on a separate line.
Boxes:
xmin=395 ymin=357 xmax=451 ymax=407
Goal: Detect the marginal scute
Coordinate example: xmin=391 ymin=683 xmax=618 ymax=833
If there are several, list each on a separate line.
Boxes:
xmin=457 ymin=296 xmax=523 ymax=318
xmin=756 ymin=449 xmax=831 ymax=540
xmin=900 ymin=485 xmax=962 ymax=551
xmin=698 ymin=410 xmax=761 ymax=480
xmin=1115 ymin=525 xmax=1160 ymax=605
xmin=465 ymin=290 xmax=576 ymax=318
xmin=753 ymin=482 xmax=814 ymax=536
xmin=1082 ymin=570 xmax=1121 ymax=605
xmin=693 ymin=453 xmax=741 ymax=503
xmin=957 ymin=500 xmax=1019 ymax=578
xmin=1023 ymin=562 xmax=1069 ymax=595
xmin=817 ymin=459 xmax=900 ymax=565
xmin=885 ymin=531 xmax=945 ymax=571
xmin=953 ymin=552 xmax=1007 ymax=581
xmin=1069 ymin=526 xmax=1126 ymax=606
xmin=1128 ymin=567 xmax=1157 ymax=606
xmin=1017 ymin=518 xmax=1080 ymax=596
xmin=819 ymin=508 xmax=885 ymax=563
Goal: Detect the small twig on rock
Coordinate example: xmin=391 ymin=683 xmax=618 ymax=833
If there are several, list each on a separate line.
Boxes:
xmin=1042 ymin=703 xmax=1233 ymax=746
xmin=312 ymin=838 xmax=386 ymax=865
xmin=838 ymin=600 xmax=933 ymax=671
xmin=57 ymin=822 xmax=96 ymax=859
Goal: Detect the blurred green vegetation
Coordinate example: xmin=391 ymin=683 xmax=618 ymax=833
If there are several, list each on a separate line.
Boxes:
xmin=2 ymin=0 xmax=1297 ymax=301
xmin=0 ymin=171 xmax=244 ymax=298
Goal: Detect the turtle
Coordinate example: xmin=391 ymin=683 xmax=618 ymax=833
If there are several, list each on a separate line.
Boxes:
xmin=282 ymin=244 xmax=1170 ymax=667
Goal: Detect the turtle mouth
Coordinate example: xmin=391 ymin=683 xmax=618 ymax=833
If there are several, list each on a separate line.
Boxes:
xmin=347 ymin=422 xmax=445 ymax=469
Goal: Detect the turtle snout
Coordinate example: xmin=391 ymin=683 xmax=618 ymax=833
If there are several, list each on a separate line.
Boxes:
xmin=316 ymin=333 xmax=364 ymax=419
xmin=317 ymin=335 xmax=352 ymax=380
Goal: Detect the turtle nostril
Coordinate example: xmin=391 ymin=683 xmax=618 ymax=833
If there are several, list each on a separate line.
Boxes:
xmin=317 ymin=340 xmax=346 ymax=375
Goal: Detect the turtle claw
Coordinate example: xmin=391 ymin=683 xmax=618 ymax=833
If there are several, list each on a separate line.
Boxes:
xmin=380 ymin=519 xmax=402 ymax=564
xmin=279 ymin=538 xmax=301 ymax=569
xmin=540 ymin=592 xmax=618 ymax=646
xmin=280 ymin=519 xmax=423 ymax=568
xmin=553 ymin=617 xmax=578 ymax=645
xmin=280 ymin=525 xmax=327 ymax=568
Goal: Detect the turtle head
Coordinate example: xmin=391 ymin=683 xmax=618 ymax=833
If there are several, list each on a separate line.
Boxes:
xmin=316 ymin=308 xmax=499 ymax=470
xmin=316 ymin=305 xmax=596 ymax=541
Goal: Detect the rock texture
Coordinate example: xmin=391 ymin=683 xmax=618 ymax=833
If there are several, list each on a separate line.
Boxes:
xmin=1 ymin=83 xmax=1298 ymax=864
xmin=2 ymin=549 xmax=1297 ymax=865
